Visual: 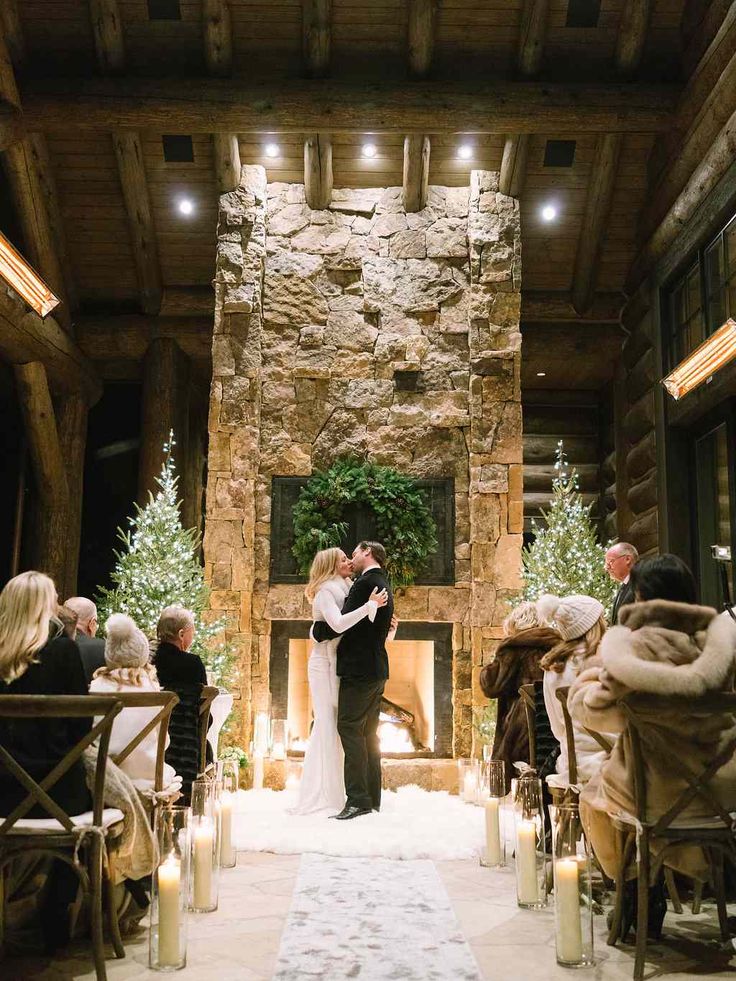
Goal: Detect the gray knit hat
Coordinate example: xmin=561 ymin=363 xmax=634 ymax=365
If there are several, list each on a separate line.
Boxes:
xmin=104 ymin=613 xmax=150 ymax=668
xmin=537 ymin=594 xmax=604 ymax=641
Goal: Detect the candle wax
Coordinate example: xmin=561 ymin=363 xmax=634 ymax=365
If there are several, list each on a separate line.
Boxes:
xmin=157 ymin=856 xmax=180 ymax=966
xmin=556 ymin=858 xmax=583 ymax=962
xmin=193 ymin=824 xmax=214 ymax=909
xmin=516 ymin=820 xmax=539 ymax=904
xmin=485 ymin=798 xmax=502 ymax=865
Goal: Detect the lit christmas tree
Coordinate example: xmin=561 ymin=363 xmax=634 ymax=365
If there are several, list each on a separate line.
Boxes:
xmin=521 ymin=441 xmax=617 ymax=610
xmin=97 ymin=433 xmax=232 ymax=684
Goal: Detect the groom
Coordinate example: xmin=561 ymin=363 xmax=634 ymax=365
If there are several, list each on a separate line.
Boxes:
xmin=313 ymin=541 xmax=394 ymax=820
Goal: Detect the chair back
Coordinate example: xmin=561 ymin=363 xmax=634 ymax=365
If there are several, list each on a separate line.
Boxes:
xmin=518 ymin=683 xmax=536 ymax=765
xmin=619 ymin=691 xmax=736 ymax=834
xmin=0 ymin=695 xmax=122 ymax=835
xmin=199 ymin=685 xmax=219 ymax=772
xmin=554 ymin=687 xmax=578 ymax=785
xmin=108 ymin=691 xmax=179 ymax=793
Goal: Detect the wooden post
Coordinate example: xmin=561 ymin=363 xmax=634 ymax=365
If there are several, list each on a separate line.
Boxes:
xmin=407 ymin=0 xmax=437 ymax=78
xmin=181 ymin=394 xmax=207 ymax=542
xmin=499 ymin=134 xmax=530 ymax=197
xmin=572 ymin=133 xmax=623 ymax=315
xmin=0 ymin=0 xmax=24 ymax=66
xmin=402 ymin=134 xmax=430 ymax=213
xmin=203 ymin=0 xmax=232 ymax=77
xmin=213 ymin=133 xmax=241 ymax=192
xmin=138 ymin=338 xmax=190 ymax=503
xmin=88 ymin=0 xmax=125 ymax=73
xmin=304 ymin=134 xmax=333 ymax=210
xmin=615 ymin=0 xmax=652 ymax=77
xmin=303 ymin=0 xmax=332 ymax=77
xmin=113 ymin=131 xmax=163 ymax=316
xmin=13 ymin=361 xmax=70 ymax=590
xmin=517 ymin=0 xmax=550 ymax=76
xmin=57 ymin=393 xmax=88 ymax=596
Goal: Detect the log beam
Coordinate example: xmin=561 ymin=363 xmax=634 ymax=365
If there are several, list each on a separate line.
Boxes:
xmin=89 ymin=0 xmax=125 ymax=73
xmin=303 ymin=0 xmax=332 ymax=78
xmin=203 ymin=0 xmax=232 ymax=77
xmin=304 ymin=134 xmax=333 ymax=210
xmin=0 ymin=0 xmax=24 ymax=65
xmin=499 ymin=134 xmax=530 ymax=197
xmin=571 ymin=133 xmax=623 ymax=315
xmin=138 ymin=338 xmax=190 ymax=502
xmin=20 ymin=76 xmax=677 ymax=135
xmin=615 ymin=0 xmax=652 ymax=76
xmin=407 ymin=0 xmax=437 ymax=79
xmin=521 ymin=290 xmax=624 ymax=323
xmin=112 ymin=131 xmax=163 ymax=316
xmin=517 ymin=0 xmax=550 ymax=76
xmin=75 ymin=315 xmax=213 ymax=363
xmin=402 ymin=134 xmax=430 ymax=212
xmin=57 ymin=393 xmax=88 ymax=595
xmin=213 ymin=132 xmax=241 ymax=192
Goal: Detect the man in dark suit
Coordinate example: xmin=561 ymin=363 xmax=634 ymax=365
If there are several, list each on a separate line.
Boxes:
xmin=313 ymin=540 xmax=394 ymax=820
xmin=64 ymin=596 xmax=106 ymax=684
xmin=605 ymin=543 xmax=638 ymax=624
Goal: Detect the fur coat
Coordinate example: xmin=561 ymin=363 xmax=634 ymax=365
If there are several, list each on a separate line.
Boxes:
xmin=480 ymin=627 xmax=559 ymax=790
xmin=569 ymin=599 xmax=736 ymax=829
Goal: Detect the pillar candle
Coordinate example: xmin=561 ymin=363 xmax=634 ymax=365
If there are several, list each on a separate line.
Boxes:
xmin=220 ymin=790 xmax=234 ymax=866
xmin=193 ymin=823 xmax=214 ymax=909
xmin=485 ymin=797 xmax=502 ymax=865
xmin=463 ymin=770 xmax=477 ymax=803
xmin=272 ymin=741 xmax=286 ymax=761
xmin=157 ymin=856 xmax=180 ymax=966
xmin=285 ymin=772 xmax=300 ymax=791
xmin=516 ymin=820 xmax=539 ymax=904
xmin=252 ymin=752 xmax=264 ymax=790
xmin=556 ymin=859 xmax=583 ymax=962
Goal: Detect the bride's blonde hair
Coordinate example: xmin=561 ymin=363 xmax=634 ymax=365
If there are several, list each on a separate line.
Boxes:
xmin=0 ymin=571 xmax=58 ymax=683
xmin=305 ymin=547 xmax=343 ymax=602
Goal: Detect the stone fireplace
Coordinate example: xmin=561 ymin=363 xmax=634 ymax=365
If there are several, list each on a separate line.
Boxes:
xmin=204 ymin=165 xmax=524 ymax=768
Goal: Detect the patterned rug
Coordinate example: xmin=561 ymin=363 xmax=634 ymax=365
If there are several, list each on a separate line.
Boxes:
xmin=274 ymin=854 xmax=482 ymax=980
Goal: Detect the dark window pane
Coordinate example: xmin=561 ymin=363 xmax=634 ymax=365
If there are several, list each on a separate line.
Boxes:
xmin=725 ymin=216 xmax=736 ymax=320
xmin=566 ymin=0 xmax=601 ymax=28
xmin=705 ymin=238 xmax=725 ymax=332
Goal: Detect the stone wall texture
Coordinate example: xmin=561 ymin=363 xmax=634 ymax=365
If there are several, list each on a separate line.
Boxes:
xmin=205 ymin=167 xmax=523 ymax=757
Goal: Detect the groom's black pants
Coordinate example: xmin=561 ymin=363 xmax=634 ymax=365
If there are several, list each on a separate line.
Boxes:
xmin=337 ymin=678 xmax=385 ymax=811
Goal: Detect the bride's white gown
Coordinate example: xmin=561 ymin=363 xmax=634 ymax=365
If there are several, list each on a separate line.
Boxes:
xmin=294 ymin=577 xmax=377 ymax=815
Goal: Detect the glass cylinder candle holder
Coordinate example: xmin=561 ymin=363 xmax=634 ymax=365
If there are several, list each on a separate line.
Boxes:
xmin=150 ymin=806 xmax=190 ymax=971
xmin=551 ymin=803 xmax=595 ymax=968
xmin=513 ymin=772 xmax=547 ymax=909
xmin=218 ymin=757 xmax=240 ymax=790
xmin=480 ymin=760 xmax=506 ymax=868
xmin=253 ymin=710 xmax=270 ymax=756
xmin=189 ymin=780 xmax=220 ymax=912
xmin=270 ymin=719 xmax=287 ymax=760
xmin=285 ymin=758 xmax=302 ymax=792
xmin=219 ymin=770 xmax=238 ymax=869
xmin=457 ymin=758 xmax=480 ymax=803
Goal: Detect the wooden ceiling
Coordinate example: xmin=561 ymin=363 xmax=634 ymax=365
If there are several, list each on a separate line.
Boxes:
xmin=2 ymin=0 xmax=732 ymax=389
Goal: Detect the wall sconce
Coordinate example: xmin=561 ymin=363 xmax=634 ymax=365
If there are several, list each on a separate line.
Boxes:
xmin=0 ymin=231 xmax=60 ymax=318
xmin=662 ymin=319 xmax=736 ymax=400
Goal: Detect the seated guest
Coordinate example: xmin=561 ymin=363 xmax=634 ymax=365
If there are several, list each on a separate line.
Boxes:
xmin=537 ymin=594 xmax=609 ymax=789
xmin=57 ymin=604 xmax=79 ymax=640
xmin=570 ymin=554 xmax=736 ymax=934
xmin=154 ymin=606 xmax=207 ymax=802
xmin=90 ymin=613 xmax=180 ymax=795
xmin=479 ymin=601 xmax=560 ymax=790
xmin=65 ymin=596 xmax=106 ymax=683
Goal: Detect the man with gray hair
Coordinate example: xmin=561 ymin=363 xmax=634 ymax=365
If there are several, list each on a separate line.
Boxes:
xmin=605 ymin=542 xmax=639 ymax=624
xmin=65 ymin=596 xmax=106 ymax=683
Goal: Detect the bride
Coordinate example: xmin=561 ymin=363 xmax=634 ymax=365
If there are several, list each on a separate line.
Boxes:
xmin=294 ymin=547 xmax=388 ymax=814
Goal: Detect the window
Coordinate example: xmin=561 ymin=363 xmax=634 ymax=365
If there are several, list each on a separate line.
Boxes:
xmin=543 ymin=141 xmax=576 ymax=168
xmin=270 ymin=477 xmax=455 ymax=585
xmin=162 ymin=136 xmax=194 ymax=163
xmin=669 ymin=262 xmax=704 ymax=366
xmin=565 ymin=0 xmax=601 ymax=28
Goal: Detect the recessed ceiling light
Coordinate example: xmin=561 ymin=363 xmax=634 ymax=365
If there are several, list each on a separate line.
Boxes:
xmin=536 ymin=371 xmax=546 ymax=377
xmin=541 ymin=204 xmax=558 ymax=222
xmin=178 ymin=198 xmax=194 ymax=216
xmin=264 ymin=143 xmax=280 ymax=159
xmin=362 ymin=143 xmax=377 ymax=158
xmin=457 ymin=144 xmax=473 ymax=161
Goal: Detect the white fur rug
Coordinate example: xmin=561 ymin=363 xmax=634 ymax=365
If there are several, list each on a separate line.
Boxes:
xmin=232 ymin=785 xmax=488 ymax=860
xmin=274 ymin=853 xmax=482 ymax=980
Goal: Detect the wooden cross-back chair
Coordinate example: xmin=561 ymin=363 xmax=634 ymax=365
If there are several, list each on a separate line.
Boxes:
xmin=607 ymin=691 xmax=736 ymax=981
xmin=0 ymin=695 xmax=125 ymax=980
xmin=199 ymin=686 xmax=219 ymax=774
xmin=518 ymin=683 xmax=537 ymax=767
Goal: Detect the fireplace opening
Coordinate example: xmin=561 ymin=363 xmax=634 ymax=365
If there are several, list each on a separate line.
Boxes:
xmin=269 ymin=621 xmax=453 ymax=759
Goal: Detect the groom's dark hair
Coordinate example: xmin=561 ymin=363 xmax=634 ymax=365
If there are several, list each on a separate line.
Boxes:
xmin=358 ymin=541 xmax=387 ymax=568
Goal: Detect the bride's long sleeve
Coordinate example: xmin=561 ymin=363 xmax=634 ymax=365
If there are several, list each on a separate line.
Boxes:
xmin=316 ymin=589 xmax=377 ymax=634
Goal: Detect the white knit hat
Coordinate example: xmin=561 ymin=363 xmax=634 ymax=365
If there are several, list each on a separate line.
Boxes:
xmin=104 ymin=613 xmax=150 ymax=669
xmin=537 ymin=594 xmax=604 ymax=641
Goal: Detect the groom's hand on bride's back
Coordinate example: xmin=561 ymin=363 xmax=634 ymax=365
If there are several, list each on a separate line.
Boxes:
xmin=312 ymin=620 xmax=339 ymax=643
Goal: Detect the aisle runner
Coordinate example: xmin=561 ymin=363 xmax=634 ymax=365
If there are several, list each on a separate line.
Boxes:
xmin=232 ymin=785 xmax=486 ymax=860
xmin=274 ymin=854 xmax=482 ymax=981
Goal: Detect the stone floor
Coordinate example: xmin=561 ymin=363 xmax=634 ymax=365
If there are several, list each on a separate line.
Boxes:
xmin=5 ymin=853 xmax=736 ymax=980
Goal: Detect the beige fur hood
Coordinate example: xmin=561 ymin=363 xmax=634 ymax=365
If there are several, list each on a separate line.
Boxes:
xmin=599 ymin=599 xmax=736 ymax=697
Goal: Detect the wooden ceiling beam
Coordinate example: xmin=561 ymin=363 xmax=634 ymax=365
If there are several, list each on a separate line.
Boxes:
xmin=303 ymin=0 xmax=332 ymax=78
xmin=89 ymin=0 xmax=125 ymax=73
xmin=521 ymin=290 xmax=624 ymax=324
xmin=75 ymin=314 xmax=213 ymax=363
xmin=203 ymin=0 xmax=232 ymax=77
xmin=615 ymin=0 xmax=652 ymax=77
xmin=402 ymin=134 xmax=430 ymax=212
xmin=13 ymin=360 xmax=68 ymax=505
xmin=571 ymin=133 xmax=623 ymax=315
xmin=19 ymin=77 xmax=677 ymax=134
xmin=213 ymin=132 xmax=241 ymax=192
xmin=0 ymin=0 xmax=24 ymax=66
xmin=304 ymin=134 xmax=333 ymax=209
xmin=407 ymin=0 xmax=438 ymax=79
xmin=112 ymin=132 xmax=163 ymax=316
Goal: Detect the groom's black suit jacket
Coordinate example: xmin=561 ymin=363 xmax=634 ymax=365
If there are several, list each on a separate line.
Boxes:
xmin=313 ymin=568 xmax=394 ymax=681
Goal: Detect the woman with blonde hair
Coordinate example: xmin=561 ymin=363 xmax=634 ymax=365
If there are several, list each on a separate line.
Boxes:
xmin=296 ymin=547 xmax=389 ymax=814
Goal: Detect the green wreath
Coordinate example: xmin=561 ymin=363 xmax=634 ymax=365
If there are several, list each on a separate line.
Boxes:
xmin=292 ymin=458 xmax=438 ymax=587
